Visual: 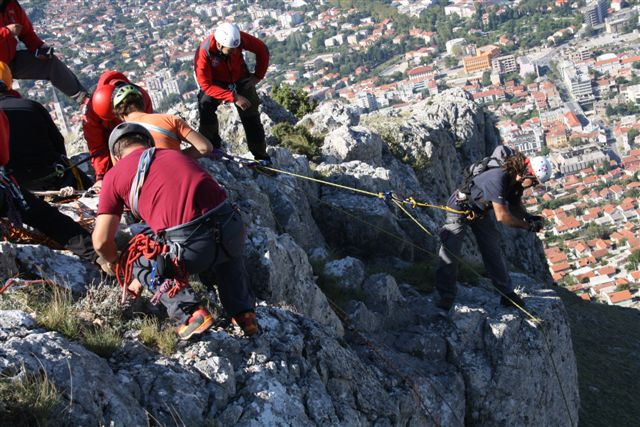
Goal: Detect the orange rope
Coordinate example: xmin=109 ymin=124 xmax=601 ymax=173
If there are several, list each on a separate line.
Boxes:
xmin=0 ymin=218 xmax=64 ymax=249
xmin=114 ymin=233 xmax=189 ymax=303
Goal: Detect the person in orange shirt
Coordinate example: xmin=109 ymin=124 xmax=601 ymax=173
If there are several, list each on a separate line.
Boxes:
xmin=104 ymin=84 xmax=212 ymax=158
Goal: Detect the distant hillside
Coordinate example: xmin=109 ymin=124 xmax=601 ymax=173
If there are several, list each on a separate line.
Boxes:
xmin=556 ymin=287 xmax=640 ymax=426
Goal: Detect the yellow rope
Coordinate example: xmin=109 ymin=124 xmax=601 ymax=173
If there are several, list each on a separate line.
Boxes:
xmin=260 ymin=162 xmax=542 ymax=324
xmin=392 ymin=199 xmax=434 ymax=237
xmin=259 ymin=165 xmax=387 ymax=199
xmin=402 ymin=196 xmax=470 ymax=216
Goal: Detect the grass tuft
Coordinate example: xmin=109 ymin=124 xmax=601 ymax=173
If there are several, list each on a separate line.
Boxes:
xmin=82 ymin=325 xmax=122 ymax=358
xmin=0 ymin=370 xmax=63 ymax=427
xmin=37 ymin=287 xmax=81 ymax=340
xmin=139 ymin=317 xmax=178 ymax=356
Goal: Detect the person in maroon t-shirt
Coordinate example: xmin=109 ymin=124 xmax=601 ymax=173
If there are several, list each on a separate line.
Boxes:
xmin=92 ymin=123 xmax=258 ymax=339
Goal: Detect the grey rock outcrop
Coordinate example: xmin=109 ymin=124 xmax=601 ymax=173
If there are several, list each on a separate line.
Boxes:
xmin=321 ymin=125 xmax=383 ymax=164
xmin=245 ymin=227 xmax=343 ymax=336
xmin=0 ymin=243 xmax=99 ymax=293
xmin=0 ymin=272 xmax=578 ymax=426
xmin=298 ymin=98 xmax=360 ymax=135
xmin=322 ymin=256 xmax=366 ymax=292
xmin=0 ymin=89 xmax=577 ymax=426
xmin=0 ymin=311 xmax=148 ymax=427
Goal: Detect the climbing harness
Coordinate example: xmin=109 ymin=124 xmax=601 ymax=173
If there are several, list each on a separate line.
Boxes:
xmin=128 ymin=147 xmax=156 ymax=219
xmin=114 ymin=233 xmax=188 ymax=305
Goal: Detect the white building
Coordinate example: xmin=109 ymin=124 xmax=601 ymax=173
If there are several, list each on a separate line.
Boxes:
xmin=492 ymin=55 xmax=518 ymax=75
xmin=562 ymin=63 xmax=595 ymax=104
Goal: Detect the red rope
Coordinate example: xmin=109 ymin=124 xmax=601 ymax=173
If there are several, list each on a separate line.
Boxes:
xmin=114 ymin=234 xmax=189 ymax=303
xmin=0 ymin=278 xmax=57 ymax=294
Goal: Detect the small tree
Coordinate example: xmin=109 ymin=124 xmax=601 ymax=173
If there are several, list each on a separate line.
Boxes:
xmin=271 ymin=84 xmax=318 ymax=119
xmin=482 ymin=70 xmax=492 ymax=87
xmin=628 ymin=249 xmax=640 ymax=271
xmin=524 ymin=73 xmax=537 ymax=85
xmin=628 ymin=128 xmax=639 ymax=146
xmin=444 ymin=55 xmax=458 ymax=68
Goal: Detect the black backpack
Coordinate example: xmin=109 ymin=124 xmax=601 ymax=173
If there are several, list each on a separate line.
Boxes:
xmin=457 ymin=145 xmax=516 ymax=199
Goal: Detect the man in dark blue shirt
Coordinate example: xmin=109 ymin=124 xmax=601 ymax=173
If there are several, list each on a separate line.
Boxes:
xmin=435 ymin=148 xmax=552 ymax=311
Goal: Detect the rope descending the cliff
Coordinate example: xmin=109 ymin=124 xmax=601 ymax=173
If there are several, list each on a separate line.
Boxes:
xmin=214 ymin=151 xmax=471 ymax=217
xmin=220 ymin=153 xmax=575 ymax=424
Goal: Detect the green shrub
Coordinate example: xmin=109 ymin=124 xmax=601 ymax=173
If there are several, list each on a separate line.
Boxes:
xmin=271 ymin=84 xmax=317 ymax=119
xmin=272 ymin=122 xmax=323 ymax=159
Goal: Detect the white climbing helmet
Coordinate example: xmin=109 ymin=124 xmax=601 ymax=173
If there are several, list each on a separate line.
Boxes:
xmin=215 ymin=22 xmax=241 ymax=48
xmin=527 ymin=156 xmax=552 ymax=183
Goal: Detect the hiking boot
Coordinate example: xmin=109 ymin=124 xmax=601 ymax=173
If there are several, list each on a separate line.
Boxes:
xmin=500 ymin=291 xmax=526 ymax=309
xmin=254 ymin=158 xmax=278 ymax=177
xmin=232 ymin=310 xmax=260 ymax=336
xmin=177 ymin=308 xmax=214 ymax=340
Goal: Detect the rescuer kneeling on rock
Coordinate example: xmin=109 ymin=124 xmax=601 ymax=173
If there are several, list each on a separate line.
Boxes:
xmin=92 ymin=123 xmax=258 ymax=339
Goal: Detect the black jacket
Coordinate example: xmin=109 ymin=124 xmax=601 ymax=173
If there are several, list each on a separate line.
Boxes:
xmin=0 ymin=93 xmax=67 ymax=184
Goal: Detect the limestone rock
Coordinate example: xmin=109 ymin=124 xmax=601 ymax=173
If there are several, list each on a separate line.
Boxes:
xmin=0 ymin=242 xmax=100 ymax=294
xmin=245 ymin=227 xmax=343 ymax=336
xmin=298 ymin=99 xmax=360 ymax=135
xmin=322 ymin=256 xmax=366 ymax=292
xmin=321 ymin=125 xmax=383 ymax=165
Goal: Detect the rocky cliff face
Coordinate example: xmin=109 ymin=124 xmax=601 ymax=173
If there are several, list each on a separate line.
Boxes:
xmin=0 ymin=89 xmax=577 ymax=426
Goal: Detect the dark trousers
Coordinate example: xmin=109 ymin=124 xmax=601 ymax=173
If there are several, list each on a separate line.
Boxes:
xmin=10 ymin=51 xmax=87 ymax=101
xmin=133 ymin=203 xmax=255 ymax=324
xmin=197 ymin=84 xmax=268 ymax=160
xmin=20 ymin=167 xmax=94 ymax=192
xmin=435 ymin=212 xmax=513 ymax=303
xmin=0 ymin=185 xmax=93 ymax=260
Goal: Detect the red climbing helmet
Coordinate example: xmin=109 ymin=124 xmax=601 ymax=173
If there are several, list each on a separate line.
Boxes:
xmin=91 ymin=84 xmax=118 ymax=121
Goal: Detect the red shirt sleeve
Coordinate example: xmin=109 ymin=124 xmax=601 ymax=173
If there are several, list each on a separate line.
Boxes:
xmin=240 ymin=32 xmax=270 ymax=80
xmin=96 ymin=170 xmax=124 ymax=216
xmin=0 ymin=110 xmax=9 ymax=166
xmin=0 ymin=27 xmax=16 ymax=63
xmin=194 ymin=36 xmax=235 ymax=102
xmin=14 ymin=3 xmax=44 ymax=52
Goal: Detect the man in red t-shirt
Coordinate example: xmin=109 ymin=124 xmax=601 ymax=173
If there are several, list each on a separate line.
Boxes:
xmin=92 ymin=123 xmax=257 ymax=339
xmin=194 ymin=22 xmax=270 ymax=162
xmin=82 ymin=70 xmax=153 ymax=191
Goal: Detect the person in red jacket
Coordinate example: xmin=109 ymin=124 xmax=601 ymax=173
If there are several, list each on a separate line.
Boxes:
xmin=194 ymin=22 xmax=271 ymax=162
xmin=82 ymin=70 xmax=152 ymax=191
xmin=0 ymin=0 xmax=87 ymax=103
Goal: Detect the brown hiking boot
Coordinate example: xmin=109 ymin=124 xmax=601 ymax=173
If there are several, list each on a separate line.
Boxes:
xmin=231 ymin=310 xmax=260 ymax=336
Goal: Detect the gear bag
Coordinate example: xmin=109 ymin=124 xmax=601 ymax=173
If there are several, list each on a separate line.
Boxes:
xmin=456 ymin=145 xmax=515 ymax=205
